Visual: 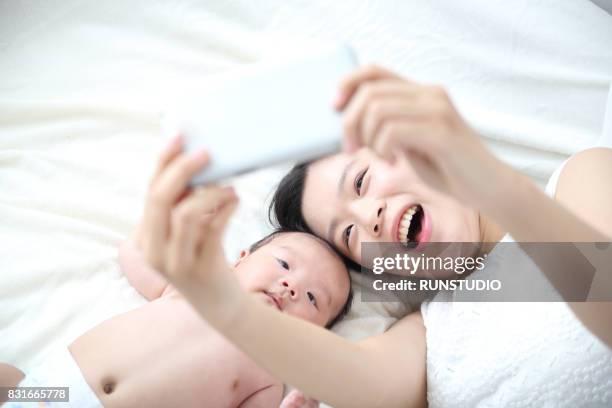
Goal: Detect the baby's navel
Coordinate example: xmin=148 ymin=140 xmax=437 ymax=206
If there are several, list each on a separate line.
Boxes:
xmin=103 ymin=379 xmax=116 ymax=394
xmin=231 ymin=378 xmax=239 ymax=391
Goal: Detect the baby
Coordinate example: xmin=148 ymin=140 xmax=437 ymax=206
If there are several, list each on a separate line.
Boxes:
xmin=1 ymin=140 xmax=352 ymax=408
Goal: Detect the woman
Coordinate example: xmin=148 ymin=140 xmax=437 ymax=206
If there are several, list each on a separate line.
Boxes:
xmin=269 ymin=65 xmax=612 ymax=406
xmin=272 ymin=64 xmax=612 ymax=338
xmin=137 ymin=65 xmax=612 ymax=407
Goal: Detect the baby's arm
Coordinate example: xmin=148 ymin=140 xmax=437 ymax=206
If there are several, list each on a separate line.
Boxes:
xmin=239 ymin=383 xmax=283 ymax=408
xmin=119 ymin=238 xmax=171 ymax=300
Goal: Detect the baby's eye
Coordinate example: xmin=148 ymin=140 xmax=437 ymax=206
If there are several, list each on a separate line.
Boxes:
xmin=354 ymin=168 xmax=368 ymax=196
xmin=307 ymin=291 xmax=318 ymax=307
xmin=343 ymin=225 xmax=354 ymax=248
xmin=277 ymin=258 xmax=290 ymax=270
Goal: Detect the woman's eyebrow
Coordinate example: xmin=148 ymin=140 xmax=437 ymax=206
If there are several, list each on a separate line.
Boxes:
xmin=327 ymin=218 xmax=339 ymax=245
xmin=337 ymin=158 xmax=358 ymax=197
xmin=327 ymin=158 xmax=358 ymax=243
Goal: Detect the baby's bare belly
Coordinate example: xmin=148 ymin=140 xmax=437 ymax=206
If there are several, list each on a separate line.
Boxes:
xmin=69 ymin=294 xmax=274 ymax=408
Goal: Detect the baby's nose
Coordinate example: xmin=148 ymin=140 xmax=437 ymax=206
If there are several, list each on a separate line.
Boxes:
xmin=281 ymin=280 xmax=297 ymax=299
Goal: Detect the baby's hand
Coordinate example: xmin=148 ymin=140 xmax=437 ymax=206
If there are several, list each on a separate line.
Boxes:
xmin=279 ymin=389 xmax=320 ymax=408
xmin=137 ymin=135 xmax=242 ymax=311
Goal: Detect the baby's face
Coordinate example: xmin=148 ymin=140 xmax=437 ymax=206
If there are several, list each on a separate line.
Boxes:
xmin=234 ymin=232 xmax=350 ymax=327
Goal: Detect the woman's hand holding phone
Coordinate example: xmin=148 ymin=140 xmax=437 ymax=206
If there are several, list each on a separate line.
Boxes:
xmin=335 ymin=65 xmax=519 ymax=213
xmin=135 ymin=135 xmax=244 ymax=323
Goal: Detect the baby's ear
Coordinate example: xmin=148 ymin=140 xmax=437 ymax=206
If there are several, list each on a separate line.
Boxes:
xmin=233 ymin=249 xmax=250 ymax=267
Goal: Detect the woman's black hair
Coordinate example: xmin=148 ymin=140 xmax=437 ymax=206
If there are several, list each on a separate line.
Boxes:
xmin=268 ymin=161 xmax=313 ymax=234
xmin=269 ymin=161 xmax=362 ymax=273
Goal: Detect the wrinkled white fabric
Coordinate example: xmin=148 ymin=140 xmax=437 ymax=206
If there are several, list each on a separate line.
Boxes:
xmin=422 ymin=161 xmax=612 ymax=407
xmin=1 ymin=4 xmax=611 ymax=408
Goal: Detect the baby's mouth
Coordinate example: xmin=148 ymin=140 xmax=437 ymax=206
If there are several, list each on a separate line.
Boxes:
xmin=398 ymin=204 xmax=425 ymax=248
xmin=264 ymin=291 xmax=282 ymax=311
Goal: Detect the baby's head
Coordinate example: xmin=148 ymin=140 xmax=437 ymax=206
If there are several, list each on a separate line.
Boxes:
xmin=233 ymin=231 xmax=352 ymax=328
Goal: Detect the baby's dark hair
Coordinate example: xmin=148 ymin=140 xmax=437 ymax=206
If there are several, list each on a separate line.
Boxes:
xmin=268 ymin=162 xmax=362 ymax=272
xmin=249 ymin=229 xmax=353 ymax=329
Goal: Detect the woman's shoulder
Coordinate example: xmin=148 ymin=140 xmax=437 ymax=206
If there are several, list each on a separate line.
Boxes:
xmin=554 ymin=147 xmax=612 ymax=238
xmin=556 ymin=147 xmax=612 ymax=194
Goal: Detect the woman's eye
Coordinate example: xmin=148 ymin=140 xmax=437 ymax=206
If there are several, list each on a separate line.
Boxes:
xmin=354 ymin=168 xmax=368 ymax=196
xmin=307 ymin=291 xmax=317 ymax=307
xmin=277 ymin=258 xmax=289 ymax=270
xmin=343 ymin=225 xmax=353 ymax=248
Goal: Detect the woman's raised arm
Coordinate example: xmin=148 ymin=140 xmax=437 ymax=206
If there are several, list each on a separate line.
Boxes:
xmin=336 ymin=65 xmax=612 ymax=346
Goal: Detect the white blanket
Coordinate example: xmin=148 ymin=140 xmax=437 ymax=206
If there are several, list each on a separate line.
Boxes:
xmin=1 ymin=1 xmax=611 ymax=406
xmin=422 ymin=162 xmax=612 ymax=407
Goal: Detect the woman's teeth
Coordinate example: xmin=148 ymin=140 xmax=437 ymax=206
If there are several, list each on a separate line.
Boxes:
xmin=398 ymin=205 xmax=419 ymax=245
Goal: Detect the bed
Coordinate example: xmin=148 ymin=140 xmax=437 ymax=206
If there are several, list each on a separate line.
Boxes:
xmin=1 ymin=0 xmax=611 ymax=406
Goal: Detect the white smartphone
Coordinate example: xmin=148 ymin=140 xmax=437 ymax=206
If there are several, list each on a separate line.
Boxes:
xmin=163 ymin=45 xmax=358 ymax=185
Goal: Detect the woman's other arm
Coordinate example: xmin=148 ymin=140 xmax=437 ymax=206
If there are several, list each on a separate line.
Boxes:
xmin=335 ymin=65 xmax=612 ymax=346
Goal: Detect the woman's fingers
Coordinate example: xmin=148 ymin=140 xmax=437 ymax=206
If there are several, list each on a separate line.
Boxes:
xmin=344 ymin=82 xmax=459 ymax=157
xmin=371 ymin=119 xmax=451 ymax=194
xmin=341 ymin=80 xmax=418 ymax=151
xmin=360 ymin=99 xmax=430 ymax=148
xmin=166 ymin=186 xmax=238 ymax=275
xmin=193 ymin=188 xmax=239 ymax=276
xmin=140 ymin=135 xmax=186 ymax=265
xmin=335 ymin=64 xmax=404 ymax=110
xmin=141 ymin=150 xmax=209 ymax=269
xmin=151 ymin=134 xmax=184 ymax=186
xmin=373 ymin=120 xmax=443 ymax=161
xmin=154 ymin=150 xmax=210 ymax=207
xmin=183 ymin=186 xmax=238 ymax=240
xmin=204 ymin=188 xmax=239 ymax=236
xmin=167 ymin=192 xmax=202 ymax=274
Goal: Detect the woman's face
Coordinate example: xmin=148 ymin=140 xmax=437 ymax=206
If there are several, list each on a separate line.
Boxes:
xmin=302 ymin=148 xmax=481 ymax=264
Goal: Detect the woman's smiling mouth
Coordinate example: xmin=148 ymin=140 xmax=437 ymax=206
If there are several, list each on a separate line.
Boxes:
xmin=395 ymin=204 xmax=431 ymax=248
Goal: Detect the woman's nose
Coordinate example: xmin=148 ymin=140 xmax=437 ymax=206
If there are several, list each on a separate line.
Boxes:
xmin=352 ymin=199 xmax=386 ymax=237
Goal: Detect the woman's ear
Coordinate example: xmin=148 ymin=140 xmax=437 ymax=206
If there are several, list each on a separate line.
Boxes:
xmin=234 ymin=249 xmax=250 ymax=267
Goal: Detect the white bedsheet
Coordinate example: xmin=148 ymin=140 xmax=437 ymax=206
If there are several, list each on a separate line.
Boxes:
xmin=422 ymin=162 xmax=612 ymax=407
xmin=1 ymin=1 xmax=611 ymax=406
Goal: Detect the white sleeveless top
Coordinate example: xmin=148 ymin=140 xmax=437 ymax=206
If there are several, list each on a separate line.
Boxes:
xmin=421 ymin=162 xmax=612 ymax=407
